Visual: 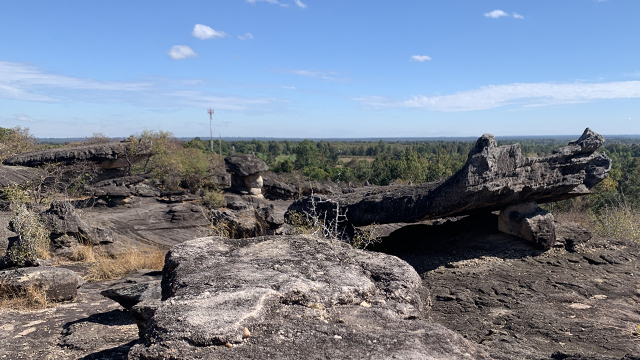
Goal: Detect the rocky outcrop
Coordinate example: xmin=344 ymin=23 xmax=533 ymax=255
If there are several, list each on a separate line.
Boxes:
xmin=128 ymin=235 xmax=490 ymax=360
xmin=0 ymin=165 xmax=45 ymax=188
xmin=288 ymin=128 xmax=611 ymax=227
xmin=0 ymin=266 xmax=83 ymax=301
xmin=40 ymin=202 xmax=114 ymax=255
xmin=262 ymin=177 xmax=299 ymax=199
xmin=2 ymin=139 xmax=151 ymax=169
xmin=224 ymin=154 xmax=269 ymax=196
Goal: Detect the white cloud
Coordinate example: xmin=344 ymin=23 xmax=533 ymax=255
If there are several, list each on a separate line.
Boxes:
xmin=484 ymin=10 xmax=524 ymax=19
xmin=192 ymin=24 xmax=228 ymax=40
xmin=284 ymin=69 xmax=349 ymax=83
xmin=485 ymin=10 xmax=509 ymax=18
xmin=354 ymin=81 xmax=640 ymax=112
xmin=411 ymin=55 xmax=432 ymax=62
xmin=625 ymin=71 xmax=640 ymax=78
xmin=14 ymin=113 xmax=35 ymax=122
xmin=294 ymin=0 xmax=307 ymax=8
xmin=246 ymin=0 xmax=288 ymax=7
xmin=168 ymin=45 xmax=197 ymax=60
xmin=238 ymin=32 xmax=254 ymax=40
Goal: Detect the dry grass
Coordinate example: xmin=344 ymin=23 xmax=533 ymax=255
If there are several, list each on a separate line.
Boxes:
xmin=0 ymin=281 xmax=48 ymax=311
xmin=592 ymin=204 xmax=640 ymax=243
xmin=68 ymin=244 xmax=96 ymax=263
xmin=84 ymin=246 xmax=166 ymax=282
xmin=553 ymin=210 xmax=593 ymax=229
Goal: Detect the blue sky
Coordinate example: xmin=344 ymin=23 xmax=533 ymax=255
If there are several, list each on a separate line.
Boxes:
xmin=1 ymin=1 xmax=639 ymax=138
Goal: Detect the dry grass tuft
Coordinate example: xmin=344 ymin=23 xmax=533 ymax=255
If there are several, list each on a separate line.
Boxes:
xmin=85 ymin=246 xmax=166 ymax=282
xmin=68 ymin=245 xmax=96 ymax=263
xmin=592 ymin=203 xmax=640 ymax=243
xmin=0 ymin=281 xmax=48 ymax=311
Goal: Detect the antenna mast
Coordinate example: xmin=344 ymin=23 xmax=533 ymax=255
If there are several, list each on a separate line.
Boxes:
xmin=207 ymin=106 xmax=214 ymax=153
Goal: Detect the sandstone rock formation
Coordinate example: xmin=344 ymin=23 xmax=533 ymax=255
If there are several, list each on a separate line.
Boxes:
xmin=2 ymin=138 xmax=151 ymax=169
xmin=288 ymin=128 xmax=611 ymax=229
xmin=224 ymin=154 xmax=269 ymax=196
xmin=0 ymin=266 xmax=83 ymax=301
xmin=40 ymin=202 xmax=114 ymax=254
xmin=128 ymin=235 xmax=490 ymax=360
xmin=498 ymin=201 xmax=556 ymax=249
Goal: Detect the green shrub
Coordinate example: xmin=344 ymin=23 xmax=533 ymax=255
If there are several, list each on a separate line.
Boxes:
xmin=202 ymin=189 xmax=227 ymax=208
xmin=592 ymin=203 xmax=640 ymax=243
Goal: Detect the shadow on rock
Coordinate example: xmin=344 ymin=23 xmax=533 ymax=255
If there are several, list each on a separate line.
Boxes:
xmin=370 ymin=213 xmax=543 ymax=273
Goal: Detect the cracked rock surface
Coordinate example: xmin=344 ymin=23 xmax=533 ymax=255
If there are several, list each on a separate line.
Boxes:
xmin=129 ymin=235 xmax=490 ymax=360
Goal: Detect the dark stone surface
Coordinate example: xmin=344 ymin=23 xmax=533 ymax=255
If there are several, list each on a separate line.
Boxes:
xmin=262 ymin=177 xmax=299 ymax=199
xmin=371 ymin=215 xmax=640 ymax=360
xmin=224 ymin=154 xmax=269 ymax=177
xmin=128 ymin=235 xmax=490 ymax=360
xmin=288 ymin=128 xmax=611 ymax=226
xmin=40 ymin=201 xmax=114 ymax=246
xmin=0 ymin=165 xmax=45 ymax=188
xmin=2 ymin=139 xmax=151 ymax=169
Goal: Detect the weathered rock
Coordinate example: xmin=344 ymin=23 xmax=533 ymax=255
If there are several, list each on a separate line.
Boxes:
xmin=0 ymin=266 xmax=83 ymax=301
xmin=128 ymin=235 xmax=489 ymax=360
xmin=554 ymin=221 xmax=593 ymax=251
xmin=262 ymin=177 xmax=299 ymax=199
xmin=0 ymin=165 xmax=45 ymax=188
xmin=371 ymin=215 xmax=640 ymax=359
xmin=101 ymin=269 xmax=163 ymax=337
xmin=40 ymin=201 xmax=114 ymax=246
xmin=498 ymin=201 xmax=556 ymax=249
xmin=224 ymin=154 xmax=269 ymax=177
xmin=288 ymin=128 xmax=611 ymax=227
xmin=3 ymin=139 xmax=151 ymax=169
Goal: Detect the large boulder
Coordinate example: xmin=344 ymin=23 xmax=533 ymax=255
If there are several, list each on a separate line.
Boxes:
xmin=128 ymin=235 xmax=490 ymax=360
xmin=2 ymin=139 xmax=151 ymax=169
xmin=288 ymin=128 xmax=611 ymax=227
xmin=224 ymin=154 xmax=269 ymax=177
xmin=0 ymin=266 xmax=83 ymax=301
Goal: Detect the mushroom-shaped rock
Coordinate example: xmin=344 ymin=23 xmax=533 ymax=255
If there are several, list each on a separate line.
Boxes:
xmin=224 ymin=154 xmax=269 ymax=196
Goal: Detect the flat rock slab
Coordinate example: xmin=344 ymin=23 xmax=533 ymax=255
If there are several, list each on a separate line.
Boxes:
xmin=2 ymin=140 xmax=151 ymax=169
xmin=372 ymin=215 xmax=640 ymax=359
xmin=0 ymin=278 xmax=139 ymax=360
xmin=129 ymin=235 xmax=490 ymax=360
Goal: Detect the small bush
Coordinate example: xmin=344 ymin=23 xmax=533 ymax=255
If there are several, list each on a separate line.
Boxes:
xmin=350 ymin=224 xmax=382 ymax=249
xmin=3 ymin=204 xmax=50 ymax=267
xmin=202 ymin=189 xmax=227 ymax=208
xmin=85 ymin=247 xmax=166 ymax=282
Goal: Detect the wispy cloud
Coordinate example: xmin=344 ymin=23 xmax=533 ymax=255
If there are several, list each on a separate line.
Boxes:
xmin=0 ymin=61 xmax=279 ymax=113
xmin=484 ymin=10 xmax=524 ymax=19
xmin=238 ymin=32 xmax=254 ymax=40
xmin=283 ymin=69 xmax=349 ymax=83
xmin=354 ymin=81 xmax=640 ymax=112
xmin=14 ymin=113 xmax=35 ymax=122
xmin=246 ymin=0 xmax=288 ymax=7
xmin=192 ymin=24 xmax=228 ymax=40
xmin=0 ymin=61 xmax=150 ymax=102
xmin=411 ymin=55 xmax=432 ymax=62
xmin=168 ymin=45 xmax=197 ymax=60
xmin=625 ymin=71 xmax=640 ymax=78
xmin=246 ymin=0 xmax=307 ymax=8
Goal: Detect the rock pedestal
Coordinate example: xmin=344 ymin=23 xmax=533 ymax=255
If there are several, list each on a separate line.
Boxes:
xmin=498 ymin=201 xmax=556 ymax=249
xmin=224 ymin=154 xmax=269 ymax=197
